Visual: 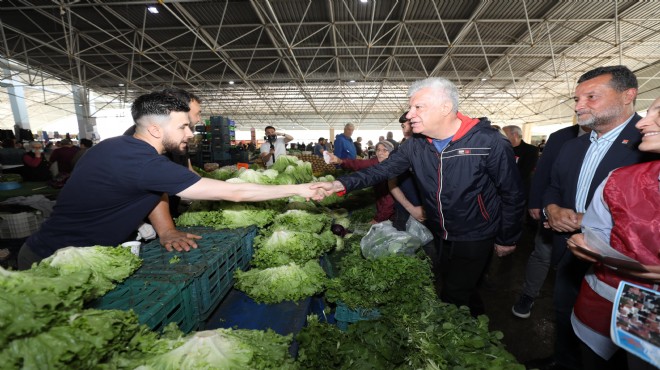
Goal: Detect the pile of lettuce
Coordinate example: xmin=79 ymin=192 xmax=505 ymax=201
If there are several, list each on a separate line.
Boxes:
xmin=234 ymin=261 xmax=327 ymax=304
xmin=1 ymin=244 xmax=301 ymax=369
xmin=272 ymin=210 xmax=332 ymax=234
xmin=131 ymin=328 xmax=296 ymax=370
xmin=176 ymin=209 xmax=277 ymax=229
xmin=251 ymin=230 xmax=336 ymax=268
xmin=234 ymin=209 xmax=336 ymax=303
xmin=32 ymin=246 xmax=142 ymax=297
xmin=0 ymin=246 xmax=144 ymax=368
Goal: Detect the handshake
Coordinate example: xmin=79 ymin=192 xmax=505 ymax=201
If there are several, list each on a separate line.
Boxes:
xmin=295 ymin=181 xmax=346 ymax=201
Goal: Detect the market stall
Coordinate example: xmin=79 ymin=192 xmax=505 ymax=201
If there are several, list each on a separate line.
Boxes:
xmin=1 ymin=155 xmax=524 ymax=369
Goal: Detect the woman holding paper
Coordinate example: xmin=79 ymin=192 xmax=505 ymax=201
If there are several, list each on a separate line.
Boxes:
xmin=567 ymin=97 xmax=660 ymax=370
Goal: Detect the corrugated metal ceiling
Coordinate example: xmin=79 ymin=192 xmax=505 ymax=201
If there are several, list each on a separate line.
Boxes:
xmin=1 ymin=0 xmax=659 ymax=130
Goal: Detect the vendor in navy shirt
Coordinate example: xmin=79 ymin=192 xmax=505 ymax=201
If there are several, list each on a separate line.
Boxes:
xmin=18 ymin=92 xmax=327 ymax=270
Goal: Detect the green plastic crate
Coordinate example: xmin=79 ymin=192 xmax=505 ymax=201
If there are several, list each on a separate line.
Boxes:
xmin=334 ymin=301 xmax=380 ymax=331
xmin=134 ymin=226 xmax=257 ymax=322
xmin=90 ymin=278 xmax=199 ymax=333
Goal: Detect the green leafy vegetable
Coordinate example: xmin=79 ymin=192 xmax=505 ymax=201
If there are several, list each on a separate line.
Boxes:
xmin=176 ymin=209 xmax=276 ymax=229
xmin=33 ymin=246 xmax=142 ymax=298
xmin=251 ymin=230 xmax=335 ymax=268
xmin=0 ymin=267 xmax=94 ymax=347
xmin=234 ymin=261 xmax=327 ymax=304
xmin=272 ymin=210 xmax=332 ymax=234
xmin=2 ymin=309 xmax=144 ymax=370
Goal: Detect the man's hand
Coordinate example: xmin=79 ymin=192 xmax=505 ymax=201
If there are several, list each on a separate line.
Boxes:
xmin=545 ymin=204 xmax=581 ymax=232
xmin=494 ymin=244 xmax=516 ymax=257
xmin=294 ymin=184 xmax=330 ymax=201
xmin=159 ymin=229 xmax=202 ymax=252
xmin=310 ymin=180 xmax=345 ymax=194
xmin=528 ymin=208 xmax=541 ymax=220
xmin=566 ymin=233 xmax=599 ymax=263
xmin=409 ymin=206 xmax=426 ymax=222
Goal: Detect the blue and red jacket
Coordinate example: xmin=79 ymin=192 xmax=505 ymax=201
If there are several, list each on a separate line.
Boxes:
xmin=338 ymin=113 xmax=525 ymax=245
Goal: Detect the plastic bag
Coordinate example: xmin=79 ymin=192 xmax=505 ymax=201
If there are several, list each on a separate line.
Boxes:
xmin=405 ymin=217 xmax=434 ymax=246
xmin=360 ymin=221 xmax=422 ymax=259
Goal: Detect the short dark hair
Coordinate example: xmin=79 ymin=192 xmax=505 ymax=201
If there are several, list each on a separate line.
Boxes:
xmin=318 ymin=137 xmax=325 ymax=143
xmin=131 ymin=92 xmax=190 ymax=122
xmin=80 ymin=138 xmax=93 ymax=148
xmin=160 ymin=88 xmax=202 ymax=104
xmin=399 ymin=111 xmax=409 ymax=123
xmin=265 ymin=125 xmax=275 ymax=131
xmin=577 ymin=65 xmax=638 ymax=92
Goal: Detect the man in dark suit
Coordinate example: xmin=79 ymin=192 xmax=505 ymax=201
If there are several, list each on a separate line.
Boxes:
xmin=512 ymin=124 xmax=587 ymax=320
xmin=539 ymin=65 xmax=658 ymax=370
xmin=502 ymin=125 xmax=539 ymax=198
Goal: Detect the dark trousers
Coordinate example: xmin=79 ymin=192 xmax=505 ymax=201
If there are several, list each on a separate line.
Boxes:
xmin=579 ymin=341 xmax=628 ymax=370
xmin=392 ymin=206 xmax=410 ymax=231
xmin=437 ymin=238 xmax=494 ymax=317
xmin=553 ymin=251 xmax=590 ymax=369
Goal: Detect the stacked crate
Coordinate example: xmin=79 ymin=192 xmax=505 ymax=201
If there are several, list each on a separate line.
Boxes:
xmin=91 ymin=226 xmax=258 ymax=333
xmin=209 ymin=116 xmax=234 ymax=165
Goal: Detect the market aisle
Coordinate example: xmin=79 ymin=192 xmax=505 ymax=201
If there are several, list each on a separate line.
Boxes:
xmin=479 ymin=221 xmax=556 ymax=364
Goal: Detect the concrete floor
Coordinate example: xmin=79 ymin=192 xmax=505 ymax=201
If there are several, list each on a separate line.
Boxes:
xmin=479 ymin=221 xmax=556 ymax=365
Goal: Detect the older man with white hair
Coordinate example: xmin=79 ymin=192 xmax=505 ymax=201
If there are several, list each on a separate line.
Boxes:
xmin=314 ymin=77 xmax=525 ymax=316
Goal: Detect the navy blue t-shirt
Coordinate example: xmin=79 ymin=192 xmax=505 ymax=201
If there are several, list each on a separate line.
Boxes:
xmin=27 ymin=135 xmax=201 ymax=257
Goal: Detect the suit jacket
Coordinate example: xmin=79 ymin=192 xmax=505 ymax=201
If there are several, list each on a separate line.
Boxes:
xmin=528 ymin=125 xmax=580 ymax=209
xmin=513 ymin=140 xmax=539 ymax=196
xmin=542 ymin=114 xmax=658 ymax=260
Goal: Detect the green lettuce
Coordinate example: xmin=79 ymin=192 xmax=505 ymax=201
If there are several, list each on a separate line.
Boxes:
xmin=2 ymin=309 xmax=144 ymax=370
xmin=33 ymin=246 xmax=142 ymax=297
xmin=251 ymin=230 xmax=335 ymax=268
xmin=273 ymin=210 xmax=332 ymax=234
xmin=136 ymin=328 xmax=295 ymax=370
xmin=234 ymin=261 xmax=327 ymax=304
xmin=176 ymin=209 xmax=276 ymax=229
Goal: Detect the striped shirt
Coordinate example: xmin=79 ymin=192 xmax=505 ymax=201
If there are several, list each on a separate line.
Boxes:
xmin=574 ymin=115 xmax=632 ymax=213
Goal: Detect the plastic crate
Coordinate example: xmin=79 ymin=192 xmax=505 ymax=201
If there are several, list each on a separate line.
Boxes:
xmin=90 ymin=278 xmax=200 ymax=333
xmin=334 ymin=301 xmax=380 ymax=331
xmin=0 ymin=212 xmax=42 ymax=239
xmin=134 ymin=226 xmax=257 ymax=322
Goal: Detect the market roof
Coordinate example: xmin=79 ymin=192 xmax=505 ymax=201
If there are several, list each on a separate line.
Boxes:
xmin=1 ymin=0 xmax=659 ymax=130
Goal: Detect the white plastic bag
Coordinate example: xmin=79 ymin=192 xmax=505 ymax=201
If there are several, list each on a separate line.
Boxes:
xmin=405 ymin=217 xmax=433 ymax=246
xmin=360 ymin=221 xmax=422 ymax=259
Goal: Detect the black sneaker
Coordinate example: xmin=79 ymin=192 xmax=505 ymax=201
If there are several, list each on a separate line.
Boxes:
xmin=512 ymin=294 xmax=535 ymax=318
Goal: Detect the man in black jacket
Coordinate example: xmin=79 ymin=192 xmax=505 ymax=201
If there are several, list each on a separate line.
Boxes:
xmin=502 ymin=125 xmax=539 ymax=199
xmin=313 ymin=77 xmax=525 ymax=316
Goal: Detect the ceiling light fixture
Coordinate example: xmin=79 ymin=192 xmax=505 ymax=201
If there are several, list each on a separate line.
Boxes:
xmin=228 ymin=81 xmax=235 ymax=85
xmin=118 ymin=83 xmax=124 ymax=87
xmin=360 ymin=0 xmax=368 ymax=3
xmin=349 ymin=80 xmax=356 ymax=83
xmin=147 ymin=6 xmax=159 ymax=14
xmin=481 ymin=78 xmax=487 ymax=81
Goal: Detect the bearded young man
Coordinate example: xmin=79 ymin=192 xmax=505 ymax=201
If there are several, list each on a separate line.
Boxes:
xmin=17 ymin=92 xmax=326 ymax=270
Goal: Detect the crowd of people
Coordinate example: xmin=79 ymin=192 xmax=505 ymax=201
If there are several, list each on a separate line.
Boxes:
xmin=7 ymin=64 xmax=659 ymax=370
xmin=0 ymin=136 xmax=94 ymax=184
